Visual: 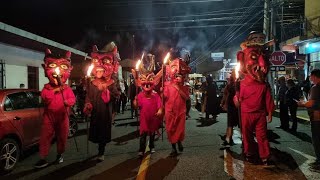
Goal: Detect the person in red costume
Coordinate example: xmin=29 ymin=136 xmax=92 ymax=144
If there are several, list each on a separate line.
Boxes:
xmin=34 ymin=49 xmax=76 ymax=168
xmin=234 ymin=33 xmax=275 ymax=166
xmin=83 ymin=43 xmax=120 ymax=162
xmin=132 ymin=62 xmax=163 ymax=157
xmin=163 ymin=57 xmax=191 ymax=156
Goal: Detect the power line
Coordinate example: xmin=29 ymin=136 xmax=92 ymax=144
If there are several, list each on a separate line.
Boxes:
xmin=102 ymin=0 xmax=224 ymax=7
xmin=105 ymin=6 xmax=263 ymax=24
xmin=113 ymin=22 xmax=261 ymax=31
xmin=191 ymin=0 xmax=259 ymax=66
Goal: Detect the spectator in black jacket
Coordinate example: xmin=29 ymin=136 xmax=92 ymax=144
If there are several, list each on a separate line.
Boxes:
xmin=277 ymin=76 xmax=289 ymax=130
xmin=285 ymin=79 xmax=300 ymax=132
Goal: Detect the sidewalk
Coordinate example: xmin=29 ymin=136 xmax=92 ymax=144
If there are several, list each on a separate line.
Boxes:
xmin=274 ymin=107 xmax=310 ymax=123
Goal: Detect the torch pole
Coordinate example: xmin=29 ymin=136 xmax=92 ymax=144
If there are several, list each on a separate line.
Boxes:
xmin=86 ymin=77 xmax=90 ymax=156
xmin=57 ymin=77 xmax=79 ymax=152
xmin=135 ymin=71 xmax=139 ymax=132
xmin=161 ymin=65 xmax=165 ymax=141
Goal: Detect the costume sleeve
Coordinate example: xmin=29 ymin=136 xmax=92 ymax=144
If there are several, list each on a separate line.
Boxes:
xmin=265 ymin=85 xmax=275 ymax=114
xmin=41 ymin=87 xmax=55 ymax=106
xmin=179 ymin=86 xmax=189 ymax=100
xmin=64 ymin=87 xmax=76 ymax=107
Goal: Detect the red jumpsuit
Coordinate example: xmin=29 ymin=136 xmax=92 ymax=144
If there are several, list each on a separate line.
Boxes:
xmin=239 ymin=77 xmax=275 ymax=160
xmin=137 ymin=91 xmax=162 ymax=135
xmin=39 ymin=84 xmax=76 ymax=158
xmin=164 ymin=82 xmax=189 ymax=144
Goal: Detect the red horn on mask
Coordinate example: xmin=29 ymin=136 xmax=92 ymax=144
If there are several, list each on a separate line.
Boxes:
xmin=65 ymin=51 xmax=71 ymax=60
xmin=92 ymin=45 xmax=98 ymax=52
xmin=45 ymin=49 xmax=52 ymax=56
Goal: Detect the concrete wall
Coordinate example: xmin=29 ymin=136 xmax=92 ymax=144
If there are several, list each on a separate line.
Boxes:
xmin=305 ymin=0 xmax=320 ymax=37
xmin=0 ymin=42 xmax=48 ymax=90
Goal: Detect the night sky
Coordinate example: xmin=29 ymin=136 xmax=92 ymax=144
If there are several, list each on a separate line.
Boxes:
xmin=1 ymin=0 xmax=264 ymax=64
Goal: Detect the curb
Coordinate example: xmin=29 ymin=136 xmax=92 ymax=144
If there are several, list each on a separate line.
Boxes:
xmin=273 ymin=110 xmax=310 ymax=125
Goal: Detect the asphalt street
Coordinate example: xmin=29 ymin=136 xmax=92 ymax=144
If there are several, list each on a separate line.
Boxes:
xmin=2 ymin=107 xmax=320 ymax=180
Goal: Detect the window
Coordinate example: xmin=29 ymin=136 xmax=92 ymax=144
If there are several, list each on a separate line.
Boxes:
xmin=28 ymin=66 xmax=39 ymax=90
xmin=27 ymin=91 xmax=42 ymax=108
xmin=6 ymin=92 xmax=33 ymax=110
xmin=0 ymin=60 xmax=5 ymax=89
xmin=4 ymin=97 xmax=13 ymax=111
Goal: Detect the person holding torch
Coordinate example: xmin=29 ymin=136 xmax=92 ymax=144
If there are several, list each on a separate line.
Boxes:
xmin=163 ymin=57 xmax=191 ymax=156
xmin=35 ymin=49 xmax=76 ymax=168
xmin=132 ymin=56 xmax=163 ymax=157
xmin=83 ymin=44 xmax=120 ymax=162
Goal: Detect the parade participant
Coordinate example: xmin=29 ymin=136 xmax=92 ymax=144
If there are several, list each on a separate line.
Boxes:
xmin=163 ymin=57 xmax=191 ymax=156
xmin=234 ymin=34 xmax=275 ymax=166
xmin=132 ymin=61 xmax=163 ymax=157
xmin=83 ymin=42 xmax=120 ymax=162
xmin=220 ymin=70 xmax=239 ymax=148
xmin=35 ymin=49 xmax=76 ymax=168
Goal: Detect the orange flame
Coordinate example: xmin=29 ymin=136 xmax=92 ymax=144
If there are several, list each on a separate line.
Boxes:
xmin=135 ymin=59 xmax=141 ymax=70
xmin=55 ymin=67 xmax=60 ymax=75
xmin=87 ymin=64 xmax=94 ymax=77
xmin=235 ymin=62 xmax=240 ymax=79
xmin=163 ymin=52 xmax=170 ymax=64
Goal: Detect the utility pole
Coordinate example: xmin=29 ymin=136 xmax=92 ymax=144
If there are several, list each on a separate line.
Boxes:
xmin=132 ymin=35 xmax=135 ymax=61
xmin=263 ymin=0 xmax=270 ymax=41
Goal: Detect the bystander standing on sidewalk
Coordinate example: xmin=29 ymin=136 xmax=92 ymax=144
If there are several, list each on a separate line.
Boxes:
xmin=297 ymin=69 xmax=320 ymax=173
xmin=277 ymin=76 xmax=289 ymax=130
xmin=285 ymin=79 xmax=300 ymax=132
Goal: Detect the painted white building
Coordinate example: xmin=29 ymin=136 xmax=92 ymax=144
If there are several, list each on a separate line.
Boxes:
xmin=0 ymin=22 xmax=89 ymax=90
xmin=0 ymin=42 xmax=46 ymax=89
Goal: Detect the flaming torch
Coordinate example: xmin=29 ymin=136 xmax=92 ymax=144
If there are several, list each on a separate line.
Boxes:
xmin=235 ymin=63 xmax=240 ymax=80
xmin=55 ymin=67 xmax=79 ymax=152
xmin=161 ymin=52 xmax=170 ymax=141
xmin=134 ymin=59 xmax=142 ymax=131
xmin=234 ymin=62 xmax=242 ymax=141
xmin=85 ymin=63 xmax=94 ymax=155
xmin=54 ymin=67 xmax=61 ymax=86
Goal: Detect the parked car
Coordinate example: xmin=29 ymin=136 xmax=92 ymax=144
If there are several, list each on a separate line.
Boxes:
xmin=0 ymin=89 xmax=43 ymax=173
xmin=0 ymin=89 xmax=78 ymax=173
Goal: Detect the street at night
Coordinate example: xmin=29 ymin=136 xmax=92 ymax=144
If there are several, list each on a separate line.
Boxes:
xmin=1 ymin=108 xmax=319 ymax=180
xmin=1 ymin=0 xmax=320 ymax=179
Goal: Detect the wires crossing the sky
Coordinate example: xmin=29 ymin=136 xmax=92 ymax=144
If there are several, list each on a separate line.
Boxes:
xmin=103 ymin=0 xmax=224 ymax=7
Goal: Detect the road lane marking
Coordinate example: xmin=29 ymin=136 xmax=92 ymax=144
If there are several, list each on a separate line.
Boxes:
xmin=289 ymin=147 xmax=318 ymax=179
xmin=136 ymin=141 xmax=150 ymax=180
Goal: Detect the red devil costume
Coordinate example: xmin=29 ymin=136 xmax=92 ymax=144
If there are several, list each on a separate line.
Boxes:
xmin=235 ymin=32 xmax=275 ymax=165
xmin=84 ymin=42 xmax=120 ymax=161
xmin=163 ymin=57 xmax=191 ymax=156
xmin=35 ymin=49 xmax=76 ymax=168
xmin=132 ymin=59 xmax=163 ymax=157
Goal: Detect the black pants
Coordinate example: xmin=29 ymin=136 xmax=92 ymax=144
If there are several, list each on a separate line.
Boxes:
xmin=120 ymin=93 xmax=127 ymax=112
xmin=130 ymin=99 xmax=138 ymax=118
xmin=289 ymin=105 xmax=298 ymax=130
xmin=186 ymin=99 xmax=191 ymax=116
xmin=98 ymin=142 xmax=107 ymax=155
xmin=279 ymin=102 xmax=289 ymax=129
xmin=311 ymin=121 xmax=320 ymax=162
xmin=139 ymin=132 xmax=155 ymax=152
